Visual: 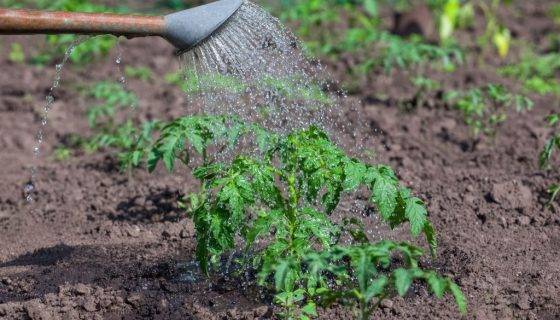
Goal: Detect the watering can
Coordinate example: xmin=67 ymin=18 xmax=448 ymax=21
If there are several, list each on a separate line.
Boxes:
xmin=0 ymin=0 xmax=244 ymax=52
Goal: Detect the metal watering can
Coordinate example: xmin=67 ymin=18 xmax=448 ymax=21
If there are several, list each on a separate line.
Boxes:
xmin=0 ymin=0 xmax=244 ymax=52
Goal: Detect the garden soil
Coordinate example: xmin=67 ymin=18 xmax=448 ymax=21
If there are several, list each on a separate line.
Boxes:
xmin=0 ymin=1 xmax=559 ymax=319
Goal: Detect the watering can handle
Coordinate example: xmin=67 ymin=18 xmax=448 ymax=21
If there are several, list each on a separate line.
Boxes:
xmin=0 ymin=8 xmax=166 ymax=38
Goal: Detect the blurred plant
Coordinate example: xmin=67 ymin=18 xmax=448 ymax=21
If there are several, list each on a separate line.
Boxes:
xmin=444 ymin=84 xmax=533 ymax=136
xmin=124 ymin=66 xmax=153 ymax=82
xmin=550 ymin=3 xmax=560 ymax=25
xmin=1 ymin=0 xmax=126 ymax=65
xmin=477 ymin=0 xmax=512 ymax=58
xmin=84 ymin=81 xmax=138 ymax=129
xmin=368 ymin=33 xmax=463 ymax=73
xmin=406 ymin=76 xmax=441 ymax=109
xmin=279 ymin=0 xmax=381 ymax=57
xmin=427 ymin=0 xmax=511 ymax=58
xmin=8 ymin=43 xmax=25 ymax=64
xmin=499 ymin=52 xmax=560 ymax=96
xmin=277 ymin=0 xmax=463 ymax=95
xmin=432 ymin=0 xmax=474 ymax=42
xmin=53 ymin=146 xmax=72 ymax=161
xmin=53 ymin=81 xmax=151 ymax=162
xmin=165 ymin=69 xmax=246 ymax=95
xmin=539 ymin=114 xmax=560 ymax=205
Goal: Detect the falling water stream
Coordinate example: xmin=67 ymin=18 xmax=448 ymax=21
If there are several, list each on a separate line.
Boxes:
xmin=24 ymin=36 xmax=89 ymax=203
xmin=178 ymin=1 xmax=353 ymax=138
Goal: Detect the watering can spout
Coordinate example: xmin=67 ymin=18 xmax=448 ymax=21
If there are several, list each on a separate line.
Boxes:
xmin=0 ymin=0 xmax=244 ymax=52
xmin=165 ymin=0 xmax=243 ymax=52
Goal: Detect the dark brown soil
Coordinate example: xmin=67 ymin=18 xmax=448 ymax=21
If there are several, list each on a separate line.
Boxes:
xmin=1 ymin=1 xmax=560 ymax=319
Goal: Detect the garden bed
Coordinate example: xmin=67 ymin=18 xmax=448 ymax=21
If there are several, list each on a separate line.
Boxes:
xmin=0 ymin=0 xmax=559 ymax=319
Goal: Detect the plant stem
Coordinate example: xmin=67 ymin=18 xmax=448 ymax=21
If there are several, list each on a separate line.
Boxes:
xmin=286 ymin=172 xmax=299 ymax=251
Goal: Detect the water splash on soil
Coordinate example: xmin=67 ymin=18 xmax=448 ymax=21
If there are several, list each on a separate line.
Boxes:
xmin=24 ymin=36 xmax=89 ymax=203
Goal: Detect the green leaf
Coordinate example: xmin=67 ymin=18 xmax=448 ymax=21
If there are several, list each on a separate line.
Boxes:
xmin=355 ymin=249 xmax=369 ymax=293
xmin=274 ymin=259 xmax=293 ymax=291
xmin=343 ymin=160 xmax=367 ymax=191
xmin=427 ymin=274 xmax=447 ymax=298
xmin=424 ymin=222 xmax=438 ymax=257
xmin=405 ymin=197 xmax=428 ymax=236
xmin=363 ymin=0 xmax=378 ymax=17
xmin=394 ymin=268 xmax=413 ymax=296
xmin=449 ymin=282 xmax=468 ymax=315
xmin=371 ymin=170 xmax=398 ymax=219
xmin=301 ymin=302 xmax=318 ymax=317
xmin=364 ymin=276 xmax=388 ymax=302
xmin=540 ymin=137 xmax=557 ymax=169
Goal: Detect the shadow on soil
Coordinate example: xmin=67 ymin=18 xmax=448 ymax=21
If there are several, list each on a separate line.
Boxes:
xmin=112 ymin=188 xmax=183 ymax=223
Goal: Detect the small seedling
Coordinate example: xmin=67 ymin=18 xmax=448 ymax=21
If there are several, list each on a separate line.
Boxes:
xmin=59 ymin=81 xmax=147 ymax=160
xmin=53 ymin=146 xmax=72 ymax=161
xmin=84 ymin=81 xmax=138 ymax=130
xmin=539 ymin=114 xmax=560 ymax=204
xmin=8 ymin=43 xmax=25 ymax=64
xmin=124 ymin=66 xmax=153 ymax=82
xmin=408 ymin=76 xmax=441 ymax=109
xmin=444 ymin=84 xmax=533 ymax=136
xmin=499 ymin=52 xmax=560 ymax=96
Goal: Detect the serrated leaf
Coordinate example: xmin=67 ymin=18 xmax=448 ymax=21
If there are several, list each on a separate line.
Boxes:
xmin=355 ymin=249 xmax=369 ymax=293
xmin=427 ymin=274 xmax=447 ymax=298
xmin=449 ymin=282 xmax=468 ymax=315
xmin=343 ymin=160 xmax=367 ymax=191
xmin=372 ymin=172 xmax=398 ymax=220
xmin=274 ymin=260 xmax=293 ymax=291
xmin=301 ymin=302 xmax=318 ymax=316
xmin=147 ymin=150 xmax=160 ymax=172
xmin=365 ymin=276 xmax=388 ymax=302
xmin=394 ymin=268 xmax=412 ymax=296
xmin=405 ymin=197 xmax=428 ymax=236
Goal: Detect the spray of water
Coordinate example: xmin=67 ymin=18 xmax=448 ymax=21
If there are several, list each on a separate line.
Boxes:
xmin=178 ymin=1 xmax=354 ymax=139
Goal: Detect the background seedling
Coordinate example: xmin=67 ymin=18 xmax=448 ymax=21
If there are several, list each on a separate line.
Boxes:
xmin=499 ymin=52 xmax=560 ymax=96
xmin=444 ymin=84 xmax=533 ymax=136
xmin=124 ymin=66 xmax=154 ymax=82
xmin=539 ymin=114 xmax=560 ymax=204
xmin=8 ymin=43 xmax=25 ymax=64
xmin=1 ymin=0 xmax=125 ymax=65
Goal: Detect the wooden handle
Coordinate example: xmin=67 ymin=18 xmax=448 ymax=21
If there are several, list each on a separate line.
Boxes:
xmin=0 ymin=8 xmax=166 ymax=37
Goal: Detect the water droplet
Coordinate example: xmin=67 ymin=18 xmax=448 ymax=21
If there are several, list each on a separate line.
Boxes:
xmin=24 ymin=183 xmax=35 ymax=203
xmin=24 ymin=183 xmax=34 ymax=193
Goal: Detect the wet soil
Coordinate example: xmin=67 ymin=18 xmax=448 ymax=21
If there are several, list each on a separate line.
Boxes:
xmin=0 ymin=1 xmax=559 ymax=319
